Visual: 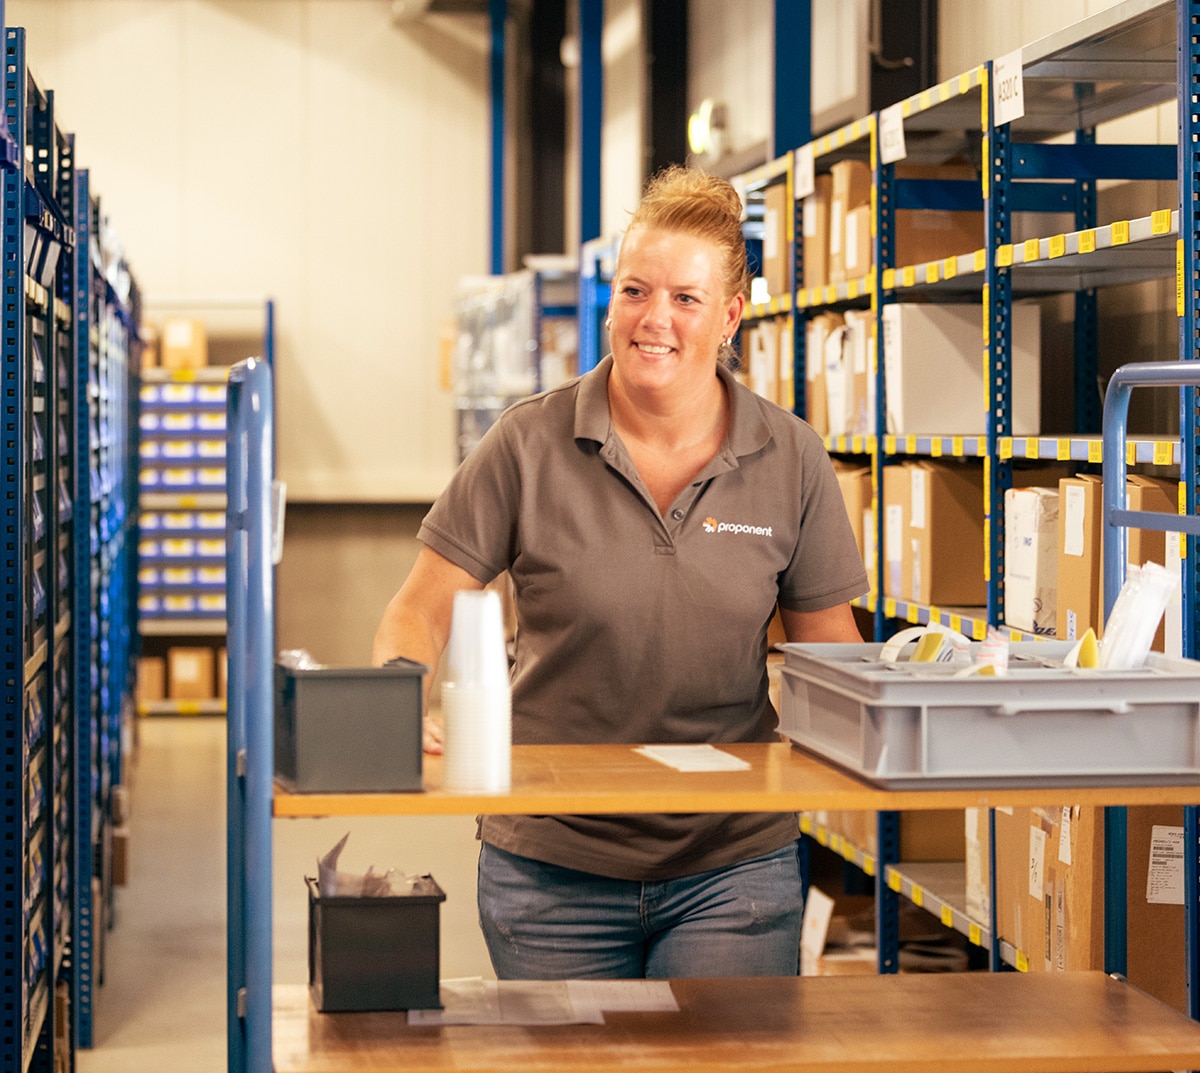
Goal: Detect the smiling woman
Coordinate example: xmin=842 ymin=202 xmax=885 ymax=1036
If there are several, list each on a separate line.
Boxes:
xmin=372 ymin=163 xmax=868 ymax=984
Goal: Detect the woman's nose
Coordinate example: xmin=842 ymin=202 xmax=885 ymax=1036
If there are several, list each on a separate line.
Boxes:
xmin=641 ymin=291 xmax=671 ymax=328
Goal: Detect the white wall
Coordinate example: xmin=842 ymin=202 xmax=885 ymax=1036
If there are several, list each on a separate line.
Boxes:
xmin=9 ymin=0 xmax=489 ymax=502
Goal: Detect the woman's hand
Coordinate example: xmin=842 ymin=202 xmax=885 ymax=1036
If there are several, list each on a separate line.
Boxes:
xmin=423 ymin=714 xmax=444 ymax=755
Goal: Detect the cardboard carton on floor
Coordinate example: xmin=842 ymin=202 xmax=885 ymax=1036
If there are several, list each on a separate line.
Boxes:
xmin=168 ymin=646 xmax=215 ymax=701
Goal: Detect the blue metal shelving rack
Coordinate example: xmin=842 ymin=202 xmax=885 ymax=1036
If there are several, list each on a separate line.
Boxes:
xmin=2 ymin=24 xmax=85 ymax=1073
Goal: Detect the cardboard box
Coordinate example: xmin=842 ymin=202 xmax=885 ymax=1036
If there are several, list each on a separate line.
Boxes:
xmin=882 ymin=463 xmax=911 ymax=600
xmin=882 ymin=302 xmax=1041 ymax=435
xmin=843 ymin=203 xmax=873 ymax=281
xmin=747 ymin=320 xmax=779 ymax=403
xmin=160 ymin=317 xmax=208 ymax=370
xmin=822 ymin=320 xmax=853 ymax=436
xmin=802 ymin=173 xmax=832 ymax=291
xmin=136 ymin=656 xmax=166 ymax=705
xmin=1004 ymin=486 xmax=1059 ymax=635
xmin=907 ymin=460 xmax=985 ymax=607
xmin=816 ymin=809 xmax=965 ymax=861
xmin=829 ymin=160 xmax=871 ymax=284
xmin=994 ymin=805 xmax=1104 ymax=972
xmin=139 ymin=324 xmax=159 ymax=371
xmin=894 ymin=161 xmax=984 ymax=268
xmin=168 ymin=646 xmax=215 ymax=700
xmin=1057 ymin=474 xmax=1103 ymax=641
xmin=964 ymin=807 xmax=990 ymax=923
xmin=218 ymin=646 xmax=228 ymax=701
xmin=1127 ymin=805 xmax=1186 ymax=1013
xmin=804 ymin=312 xmax=842 ymax=435
xmin=843 ymin=308 xmax=874 ymax=435
xmin=111 ymin=825 xmax=130 ymax=886
xmin=762 ymin=180 xmax=791 ymax=299
xmin=833 ymin=462 xmax=871 ymax=564
xmin=777 ymin=317 xmax=794 ymax=411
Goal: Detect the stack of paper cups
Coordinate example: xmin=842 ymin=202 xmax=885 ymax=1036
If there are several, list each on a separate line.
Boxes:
xmin=441 ymin=589 xmax=512 ymax=793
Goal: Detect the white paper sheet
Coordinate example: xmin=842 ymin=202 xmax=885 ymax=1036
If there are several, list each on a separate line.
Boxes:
xmin=634 ymin=745 xmax=750 ymax=772
xmin=407 ymin=978 xmax=679 ymax=1026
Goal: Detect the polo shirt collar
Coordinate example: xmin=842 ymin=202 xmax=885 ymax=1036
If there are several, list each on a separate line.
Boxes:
xmin=574 ymin=354 xmax=774 ymax=461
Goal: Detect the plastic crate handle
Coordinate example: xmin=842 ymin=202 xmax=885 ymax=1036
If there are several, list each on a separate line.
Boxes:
xmin=989 ymin=699 xmax=1132 ymax=717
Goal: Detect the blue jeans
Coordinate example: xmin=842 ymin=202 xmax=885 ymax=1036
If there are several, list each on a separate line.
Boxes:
xmin=477 ymin=840 xmax=804 ymax=979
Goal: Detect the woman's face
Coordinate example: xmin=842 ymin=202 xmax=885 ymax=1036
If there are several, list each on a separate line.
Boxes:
xmin=608 ymin=226 xmax=743 ymax=399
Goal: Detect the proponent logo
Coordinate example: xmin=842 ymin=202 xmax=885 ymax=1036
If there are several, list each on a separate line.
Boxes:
xmin=702 ymin=516 xmax=773 ymax=537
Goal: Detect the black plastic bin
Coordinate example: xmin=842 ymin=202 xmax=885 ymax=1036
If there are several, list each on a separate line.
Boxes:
xmin=274 ymin=659 xmax=426 ymax=793
xmin=307 ymin=874 xmax=446 ymax=1012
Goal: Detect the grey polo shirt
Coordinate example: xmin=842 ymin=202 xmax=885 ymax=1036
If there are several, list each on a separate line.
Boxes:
xmin=419 ymin=356 xmax=868 ymax=880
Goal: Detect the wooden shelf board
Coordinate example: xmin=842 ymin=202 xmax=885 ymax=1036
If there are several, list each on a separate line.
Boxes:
xmin=273 ymin=743 xmax=1200 ymax=819
xmin=272 ymin=972 xmax=1200 ymax=1073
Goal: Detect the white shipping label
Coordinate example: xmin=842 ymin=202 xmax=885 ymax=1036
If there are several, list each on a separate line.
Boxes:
xmin=763 ymin=207 xmax=779 ymax=260
xmin=910 ymin=469 xmax=927 ymax=530
xmin=965 ymin=807 xmax=979 ymax=841
xmin=885 ymin=505 xmax=904 ymax=564
xmin=845 ymin=211 xmax=860 ymax=272
xmin=1029 ymin=825 xmax=1046 ymax=900
xmin=1146 ymin=825 xmax=1185 ymax=905
xmin=795 ymin=143 xmax=816 ymax=200
xmin=1058 ymin=806 xmax=1073 ymax=866
xmin=992 ymin=48 xmax=1026 ymax=126
xmin=879 ymin=102 xmax=907 ymax=164
xmin=803 ymin=196 xmax=818 ymax=239
xmin=1063 ymin=484 xmax=1087 ymax=556
xmin=779 ymin=323 xmax=794 ymax=382
xmin=830 ymin=202 xmax=844 ymax=255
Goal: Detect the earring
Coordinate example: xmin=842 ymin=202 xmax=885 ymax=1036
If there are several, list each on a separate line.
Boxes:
xmin=605 ymin=317 xmax=612 ymax=328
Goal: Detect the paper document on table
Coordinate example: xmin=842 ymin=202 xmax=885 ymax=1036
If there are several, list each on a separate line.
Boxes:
xmin=408 ymin=979 xmax=604 ymax=1025
xmin=567 ymin=980 xmax=679 ymax=1018
xmin=634 ymin=745 xmax=750 ymax=772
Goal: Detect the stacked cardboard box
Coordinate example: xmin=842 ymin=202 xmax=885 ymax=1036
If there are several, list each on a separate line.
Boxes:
xmin=882 ymin=460 xmax=985 ymax=606
xmin=158 ymin=317 xmax=208 ymax=370
xmin=832 ymin=461 xmax=871 ymax=565
xmin=740 ymin=316 xmax=793 ymax=409
xmin=1004 ymin=485 xmax=1059 ymax=635
xmin=801 ymin=173 xmax=832 ymax=291
xmin=1056 ymin=473 xmax=1176 ymax=645
xmin=967 ymin=804 xmax=1186 ymax=1012
xmin=168 ymin=646 xmax=215 ymax=700
xmin=762 ymin=180 xmax=791 ymax=299
xmin=881 ymin=302 xmax=1041 ymax=436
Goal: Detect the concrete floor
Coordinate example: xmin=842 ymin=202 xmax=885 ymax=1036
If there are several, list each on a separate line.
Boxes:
xmin=78 ymin=716 xmax=492 ymax=1072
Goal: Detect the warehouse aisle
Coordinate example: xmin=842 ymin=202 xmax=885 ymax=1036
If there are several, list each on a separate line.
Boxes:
xmin=77 ymin=714 xmax=494 ymax=1072
xmin=78 ymin=716 xmax=227 ymax=1073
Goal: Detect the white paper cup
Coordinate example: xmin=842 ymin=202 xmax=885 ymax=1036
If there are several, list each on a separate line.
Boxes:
xmin=441 ymin=680 xmax=511 ymax=793
xmin=445 ymin=589 xmax=509 ymax=687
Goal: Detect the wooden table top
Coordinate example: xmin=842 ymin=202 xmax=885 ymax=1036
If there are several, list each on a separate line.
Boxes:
xmin=272 ymin=972 xmax=1200 ymax=1073
xmin=273 ymin=742 xmax=1200 ymax=818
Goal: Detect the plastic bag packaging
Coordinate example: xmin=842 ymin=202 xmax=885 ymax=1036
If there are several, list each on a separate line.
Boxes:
xmin=278 ymin=648 xmax=324 ymax=670
xmin=317 ymin=832 xmax=419 ymax=897
xmin=1098 ymin=562 xmax=1178 ymax=670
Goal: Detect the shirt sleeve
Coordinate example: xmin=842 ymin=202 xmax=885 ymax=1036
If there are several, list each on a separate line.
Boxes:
xmin=418 ymin=417 xmax=521 ymax=584
xmin=778 ymin=430 xmax=870 ymax=613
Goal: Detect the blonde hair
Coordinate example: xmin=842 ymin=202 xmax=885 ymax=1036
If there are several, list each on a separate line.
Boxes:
xmin=625 ymin=165 xmax=751 ymax=302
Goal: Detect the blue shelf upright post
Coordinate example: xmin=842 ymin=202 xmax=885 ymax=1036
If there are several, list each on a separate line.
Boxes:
xmin=1181 ymin=0 xmax=1200 ymax=1023
xmin=226 ymin=358 xmax=275 ymax=1073
xmin=578 ymin=0 xmax=602 ymax=248
xmin=71 ymin=165 xmax=95 ymax=1049
xmin=489 ymin=0 xmax=506 ymax=275
xmin=773 ymin=0 xmax=811 ymax=157
xmin=0 ymin=23 xmax=24 ymax=1073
